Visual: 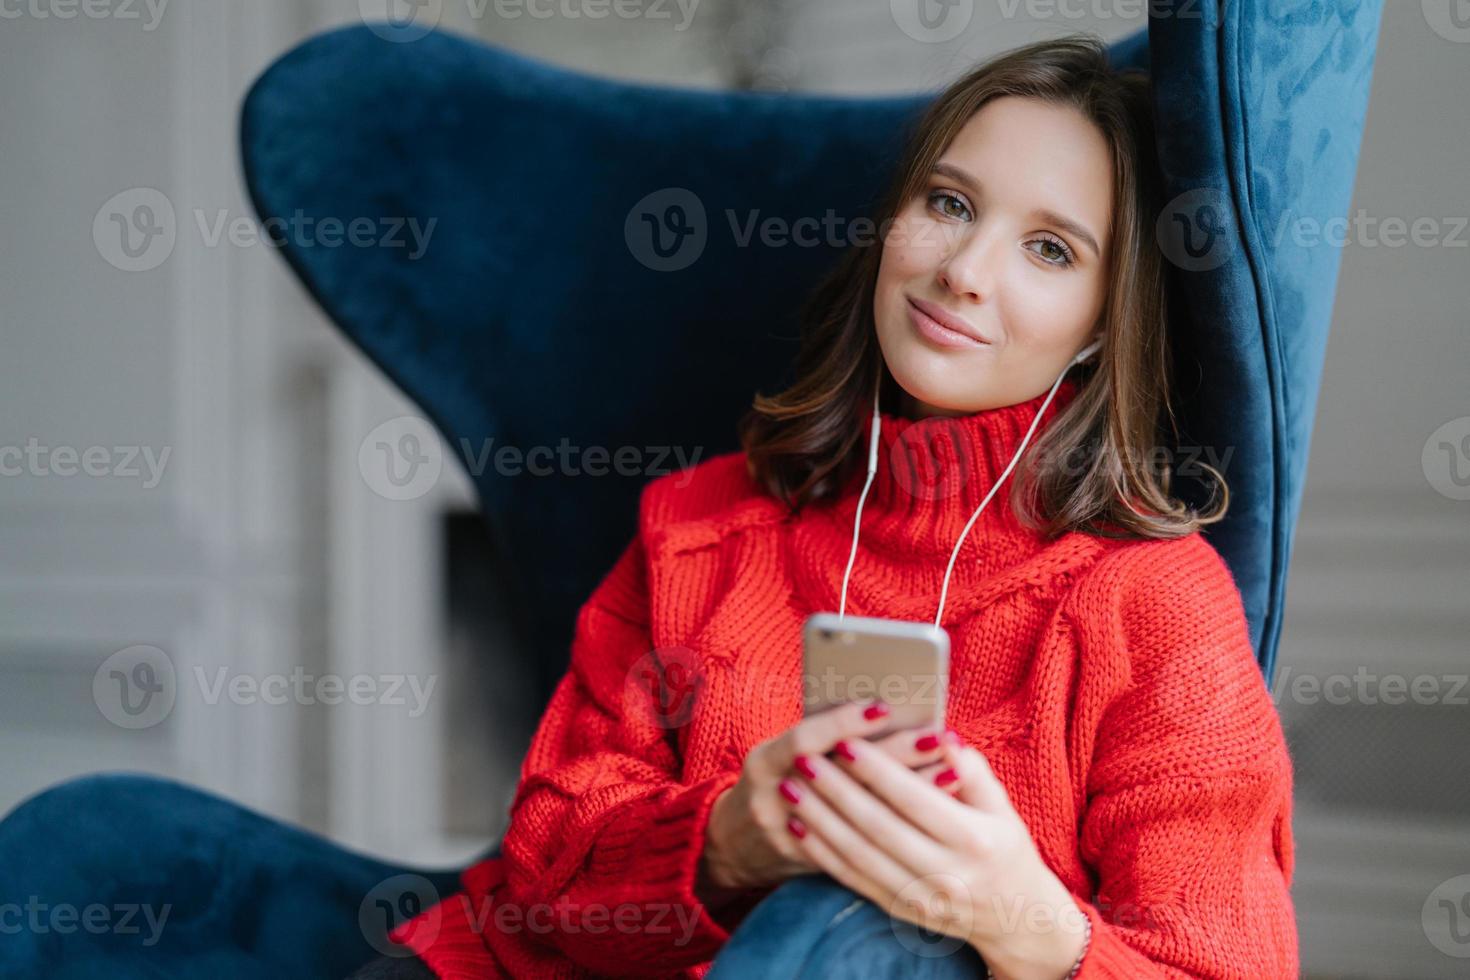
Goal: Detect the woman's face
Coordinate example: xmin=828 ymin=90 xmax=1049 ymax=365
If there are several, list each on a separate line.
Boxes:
xmin=873 ymin=96 xmax=1114 ymax=419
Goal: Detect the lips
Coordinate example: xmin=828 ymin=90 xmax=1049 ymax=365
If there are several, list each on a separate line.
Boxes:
xmin=907 ymin=296 xmax=991 ymax=346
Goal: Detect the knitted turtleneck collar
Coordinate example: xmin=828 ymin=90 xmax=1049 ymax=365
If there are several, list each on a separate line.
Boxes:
xmin=785 ymin=377 xmax=1087 ymax=625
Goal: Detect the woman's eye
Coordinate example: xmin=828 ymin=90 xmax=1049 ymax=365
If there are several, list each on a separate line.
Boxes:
xmin=1031 ymin=235 xmax=1075 ymax=267
xmin=923 ymin=190 xmax=1074 ymax=268
xmin=927 ymin=190 xmax=971 ymax=221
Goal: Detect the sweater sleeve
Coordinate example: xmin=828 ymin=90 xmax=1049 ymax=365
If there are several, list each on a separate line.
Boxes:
xmin=1069 ymin=536 xmax=1299 ymax=978
xmin=496 ymin=526 xmax=744 ymax=975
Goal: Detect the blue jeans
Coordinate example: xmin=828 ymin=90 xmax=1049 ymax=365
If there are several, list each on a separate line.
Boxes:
xmin=710 ymin=874 xmax=989 ymax=979
xmin=0 ymin=773 xmax=987 ymax=978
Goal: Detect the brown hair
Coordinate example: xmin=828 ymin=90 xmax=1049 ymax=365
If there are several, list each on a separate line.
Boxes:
xmin=737 ymin=34 xmax=1226 ymax=540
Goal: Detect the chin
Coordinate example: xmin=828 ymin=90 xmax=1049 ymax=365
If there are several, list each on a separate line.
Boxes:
xmin=885 ymin=347 xmax=993 ymax=416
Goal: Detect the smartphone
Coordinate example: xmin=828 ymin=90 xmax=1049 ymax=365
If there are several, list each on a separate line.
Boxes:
xmin=802 ymin=612 xmax=949 ymax=739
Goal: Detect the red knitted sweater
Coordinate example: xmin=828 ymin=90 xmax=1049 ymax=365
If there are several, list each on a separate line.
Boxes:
xmin=392 ymin=380 xmax=1299 ymax=978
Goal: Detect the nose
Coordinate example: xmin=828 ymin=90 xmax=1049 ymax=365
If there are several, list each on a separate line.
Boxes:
xmin=936 ymin=223 xmax=1001 ymax=302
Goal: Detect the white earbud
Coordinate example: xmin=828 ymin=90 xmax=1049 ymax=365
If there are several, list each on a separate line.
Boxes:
xmin=1070 ymin=337 xmax=1103 ymax=366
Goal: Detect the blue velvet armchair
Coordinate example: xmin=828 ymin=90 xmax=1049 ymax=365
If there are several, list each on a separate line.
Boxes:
xmin=0 ymin=3 xmax=1383 ymax=976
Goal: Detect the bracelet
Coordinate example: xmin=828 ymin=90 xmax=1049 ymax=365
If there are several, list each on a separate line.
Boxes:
xmin=1064 ymin=911 xmax=1092 ymax=979
xmin=982 ymin=911 xmax=1091 ymax=980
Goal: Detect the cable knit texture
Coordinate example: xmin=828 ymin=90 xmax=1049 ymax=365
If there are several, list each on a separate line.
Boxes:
xmin=390 ymin=379 xmax=1299 ymax=978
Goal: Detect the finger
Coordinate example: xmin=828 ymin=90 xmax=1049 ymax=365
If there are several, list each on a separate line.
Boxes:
xmin=793 ymin=808 xmax=966 ymax=942
xmin=826 ymin=733 xmax=1000 ymax=850
xmin=787 ymin=816 xmax=887 ymax=912
xmin=780 ymin=763 xmax=931 ymax=899
xmin=788 ymin=751 xmax=951 ymax=882
xmin=913 ymin=761 xmax=963 ymax=794
xmin=945 ymin=743 xmax=1013 ymax=814
xmin=867 ymin=725 xmax=954 ymax=768
xmin=784 ymin=698 xmax=893 ymax=766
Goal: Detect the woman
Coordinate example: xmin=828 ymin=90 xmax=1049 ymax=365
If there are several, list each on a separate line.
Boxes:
xmin=371 ymin=33 xmax=1297 ymax=979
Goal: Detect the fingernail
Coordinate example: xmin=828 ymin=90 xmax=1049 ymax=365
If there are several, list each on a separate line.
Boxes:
xmin=942 ymin=729 xmax=962 ymax=746
xmin=793 ymin=755 xmax=818 ymax=780
xmin=914 ymin=733 xmax=941 ymax=752
xmin=863 ymin=702 xmax=889 ymax=720
xmin=834 ymin=740 xmax=857 ymax=762
xmin=787 ymin=816 xmax=807 ymax=839
xmin=778 ymin=779 xmax=802 ymax=804
xmin=934 ymin=767 xmax=959 ymax=787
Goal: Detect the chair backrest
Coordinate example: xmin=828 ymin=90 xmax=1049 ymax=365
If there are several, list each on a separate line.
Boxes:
xmin=241 ymin=2 xmax=1382 ymax=694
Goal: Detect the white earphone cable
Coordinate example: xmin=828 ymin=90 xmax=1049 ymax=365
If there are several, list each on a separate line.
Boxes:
xmin=838 ymin=339 xmax=1100 ymax=625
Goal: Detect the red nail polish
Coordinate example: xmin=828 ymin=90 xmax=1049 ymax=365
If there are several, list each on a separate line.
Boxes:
xmin=934 ymin=767 xmax=959 ymax=787
xmin=787 ymin=816 xmax=807 ymax=839
xmin=914 ymin=733 xmax=941 ymax=752
xmin=834 ymin=740 xmax=857 ymax=762
xmin=862 ymin=702 xmax=889 ymax=720
xmin=778 ymin=779 xmax=802 ymax=804
xmin=794 ymin=755 xmax=818 ymax=780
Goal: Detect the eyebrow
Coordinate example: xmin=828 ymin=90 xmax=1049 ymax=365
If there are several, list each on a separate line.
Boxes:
xmin=930 ymin=161 xmax=1102 ymax=260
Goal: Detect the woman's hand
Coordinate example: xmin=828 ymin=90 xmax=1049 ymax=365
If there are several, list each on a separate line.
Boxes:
xmin=698 ymin=699 xmax=961 ymax=896
xmin=778 ymin=736 xmax=1090 ymax=980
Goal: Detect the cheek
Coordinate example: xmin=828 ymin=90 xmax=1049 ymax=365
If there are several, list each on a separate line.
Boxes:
xmin=888 ymin=223 xmax=943 ymax=278
xmin=1000 ymin=275 xmax=1101 ymax=355
xmin=879 ymin=208 xmax=943 ymax=284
